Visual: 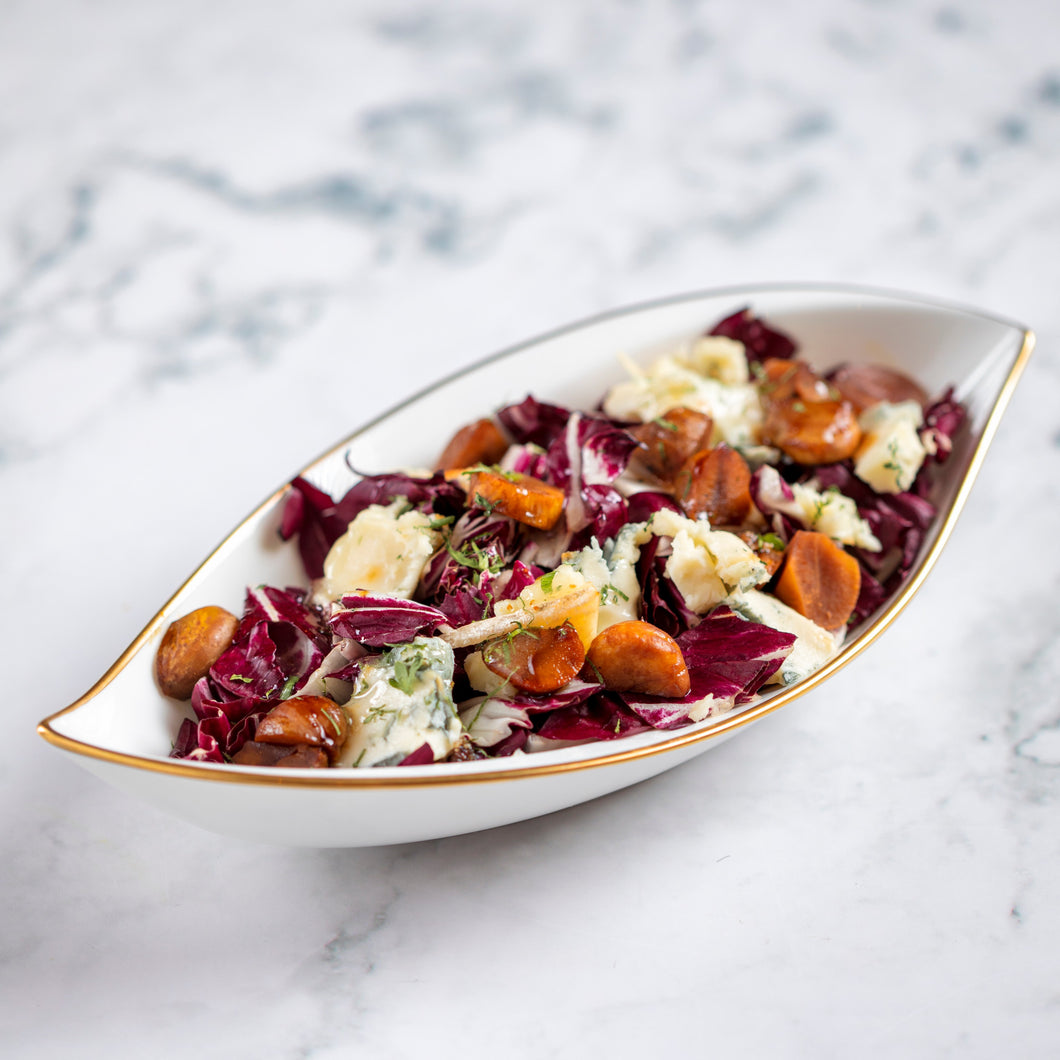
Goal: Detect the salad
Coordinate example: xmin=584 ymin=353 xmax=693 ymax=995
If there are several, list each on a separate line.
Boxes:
xmin=157 ymin=308 xmax=964 ymax=768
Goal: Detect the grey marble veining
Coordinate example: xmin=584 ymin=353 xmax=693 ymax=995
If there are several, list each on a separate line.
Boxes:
xmin=4 ymin=0 xmax=1060 ymax=1056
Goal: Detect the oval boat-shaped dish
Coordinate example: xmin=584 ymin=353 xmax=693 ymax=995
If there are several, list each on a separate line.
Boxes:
xmin=38 ymin=285 xmax=1033 ymax=847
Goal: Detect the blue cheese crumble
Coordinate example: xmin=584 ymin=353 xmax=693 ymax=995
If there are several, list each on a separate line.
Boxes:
xmin=337 ymin=637 xmax=461 ymax=767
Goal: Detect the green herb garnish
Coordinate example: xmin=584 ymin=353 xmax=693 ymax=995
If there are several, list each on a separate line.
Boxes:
xmin=756 ymin=532 xmax=785 ymax=551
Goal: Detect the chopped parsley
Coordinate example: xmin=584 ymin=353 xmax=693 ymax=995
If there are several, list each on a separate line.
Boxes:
xmin=652 ymin=416 xmax=679 ymax=432
xmin=364 ymin=702 xmax=398 ymax=725
xmin=388 ymin=652 xmax=428 ymax=695
xmin=467 ymin=463 xmax=520 ymax=483
xmin=446 ymin=539 xmax=504 ymax=579
xmin=882 ymin=438 xmax=902 ymax=475
xmin=473 ymin=492 xmax=499 ymax=515
xmin=756 ymin=532 xmax=785 ymax=551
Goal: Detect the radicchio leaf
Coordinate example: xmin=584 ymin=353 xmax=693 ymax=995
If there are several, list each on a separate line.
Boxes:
xmin=398 ymin=743 xmax=436 ymax=766
xmin=636 ymin=533 xmax=698 ymax=637
xmin=545 ymin=412 xmax=639 ymax=499
xmin=503 ymin=677 xmax=602 ymax=714
xmin=535 ymin=692 xmax=650 ymax=741
xmin=280 ymin=476 xmax=351 ymax=581
xmin=500 ymin=443 xmax=551 ymax=479
xmin=749 ymin=465 xmax=803 ymax=542
xmin=625 ymin=490 xmax=682 ymax=524
xmin=331 ymin=596 xmax=450 ymax=647
xmin=334 ymin=471 xmax=464 ymax=525
xmin=709 ymin=307 xmax=797 ymax=366
xmin=496 ymin=395 xmax=571 ymax=448
xmin=914 ymin=387 xmax=966 ymax=494
xmin=567 ymin=484 xmax=629 ymax=553
xmin=460 ymin=697 xmax=533 ymax=748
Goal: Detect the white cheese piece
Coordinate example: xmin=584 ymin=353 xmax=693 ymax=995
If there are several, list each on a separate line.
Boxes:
xmin=602 ymin=355 xmax=763 ymax=447
xmin=650 ymin=508 xmax=768 ymax=612
xmin=854 ymin=400 xmax=927 ymax=494
xmin=789 ymin=482 xmax=882 ymax=551
xmin=730 ymin=589 xmax=840 ymax=686
xmin=320 ymin=501 xmax=443 ymax=601
xmin=563 ymin=521 xmax=653 ymax=631
xmin=337 ymin=638 xmax=460 ymax=768
xmin=680 ymin=335 xmax=750 ymax=385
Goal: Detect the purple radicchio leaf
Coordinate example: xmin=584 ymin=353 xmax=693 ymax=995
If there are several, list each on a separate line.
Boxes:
xmin=534 ymin=692 xmax=651 ymax=742
xmin=495 ymin=560 xmax=541 ymax=601
xmin=912 ymin=387 xmax=967 ymax=497
xmin=279 ymin=476 xmax=351 ymax=581
xmin=496 ymin=395 xmax=572 ymax=448
xmin=499 ymin=443 xmax=551 ymax=479
xmin=210 ymin=622 xmax=291 ymax=700
xmin=170 ymin=676 xmax=269 ymax=762
xmin=460 ymin=697 xmax=533 ymax=749
xmin=432 ymin=560 xmax=542 ymax=628
xmin=502 ymin=677 xmax=602 ymax=714
xmin=920 ymin=388 xmax=965 ymax=465
xmin=172 ymin=717 xmax=223 ymax=763
xmin=708 ymin=307 xmax=797 ymax=367
xmin=625 ymin=490 xmax=682 ymax=525
xmin=461 ymin=682 xmax=604 ymax=750
xmin=331 ymin=596 xmax=450 ymax=647
xmin=435 ymin=584 xmax=494 ymax=627
xmin=334 ymin=470 xmax=465 ymax=525
xmin=849 ymin=566 xmax=890 ymax=625
xmin=545 ymin=412 xmax=639 ymax=495
xmin=749 ymin=465 xmax=804 ymax=542
xmin=636 ymin=533 xmax=699 ymax=637
xmin=545 ymin=411 xmax=638 ymax=537
xmin=567 ymin=484 xmax=629 ymax=553
xmin=237 ymin=586 xmax=326 ymax=642
xmin=398 ymin=743 xmax=436 ymax=766
xmin=490 ymin=727 xmax=530 ymax=757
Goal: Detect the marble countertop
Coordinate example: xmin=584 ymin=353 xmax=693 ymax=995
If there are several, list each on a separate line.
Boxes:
xmin=5 ymin=1 xmax=1060 ymax=1056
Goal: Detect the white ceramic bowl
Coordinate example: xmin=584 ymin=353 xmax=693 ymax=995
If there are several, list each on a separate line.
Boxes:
xmin=38 ymin=284 xmax=1033 ymax=847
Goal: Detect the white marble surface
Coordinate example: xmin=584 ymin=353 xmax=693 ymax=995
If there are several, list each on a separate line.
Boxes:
xmin=5 ymin=0 xmax=1060 ymax=1055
